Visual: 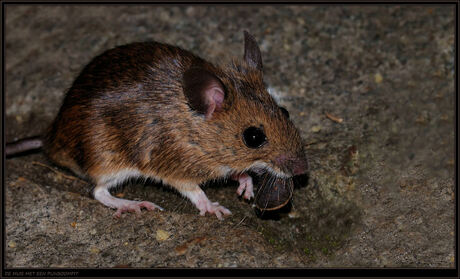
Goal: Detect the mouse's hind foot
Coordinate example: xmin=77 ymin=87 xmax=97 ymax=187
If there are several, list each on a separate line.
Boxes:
xmin=93 ymin=186 xmax=163 ymax=218
xmin=113 ymin=200 xmax=164 ymax=218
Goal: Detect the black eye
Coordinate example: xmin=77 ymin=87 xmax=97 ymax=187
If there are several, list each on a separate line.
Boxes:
xmin=243 ymin=126 xmax=267 ymax=149
xmin=280 ymin=107 xmax=290 ymax=118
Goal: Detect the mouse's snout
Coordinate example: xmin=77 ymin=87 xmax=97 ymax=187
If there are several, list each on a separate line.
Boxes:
xmin=275 ymin=154 xmax=309 ymax=177
xmin=292 ymin=157 xmax=309 ymax=176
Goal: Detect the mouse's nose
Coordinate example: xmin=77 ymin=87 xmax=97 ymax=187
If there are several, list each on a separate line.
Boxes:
xmin=292 ymin=156 xmax=308 ymax=176
xmin=275 ymin=154 xmax=309 ymax=176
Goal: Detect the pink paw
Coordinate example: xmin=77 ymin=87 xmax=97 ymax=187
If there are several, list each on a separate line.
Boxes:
xmin=181 ymin=187 xmax=232 ymax=220
xmin=200 ymin=202 xmax=232 ymax=220
xmin=113 ymin=201 xmax=163 ymax=218
xmin=233 ymin=173 xmax=254 ymax=200
xmin=196 ymin=200 xmax=231 ymax=220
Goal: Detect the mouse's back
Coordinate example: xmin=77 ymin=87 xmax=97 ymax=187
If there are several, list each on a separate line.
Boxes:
xmin=43 ymin=41 xmax=215 ymax=178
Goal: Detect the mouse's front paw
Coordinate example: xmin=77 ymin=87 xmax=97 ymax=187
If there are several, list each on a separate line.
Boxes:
xmin=233 ymin=173 xmax=254 ymax=200
xmin=206 ymin=202 xmax=232 ymax=220
xmin=180 ymin=187 xmax=232 ymax=220
xmin=197 ymin=200 xmax=231 ymax=220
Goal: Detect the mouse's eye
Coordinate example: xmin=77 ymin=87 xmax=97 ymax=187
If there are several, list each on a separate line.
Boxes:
xmin=280 ymin=107 xmax=290 ymax=118
xmin=243 ymin=126 xmax=267 ymax=149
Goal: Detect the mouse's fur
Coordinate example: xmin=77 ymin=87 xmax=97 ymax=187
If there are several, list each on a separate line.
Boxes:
xmin=16 ymin=31 xmax=309 ymax=219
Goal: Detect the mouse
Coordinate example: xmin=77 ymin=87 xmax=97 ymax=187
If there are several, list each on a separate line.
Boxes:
xmin=6 ymin=31 xmax=308 ymax=219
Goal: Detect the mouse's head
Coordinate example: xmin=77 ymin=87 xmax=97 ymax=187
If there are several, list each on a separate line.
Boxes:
xmin=183 ymin=31 xmax=308 ymax=178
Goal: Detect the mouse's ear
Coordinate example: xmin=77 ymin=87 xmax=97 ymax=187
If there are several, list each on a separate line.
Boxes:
xmin=243 ymin=31 xmax=263 ymax=71
xmin=183 ymin=68 xmax=226 ymax=119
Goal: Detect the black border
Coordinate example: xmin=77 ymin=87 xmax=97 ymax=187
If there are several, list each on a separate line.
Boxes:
xmin=1 ymin=1 xmax=458 ymax=278
xmin=1 ymin=267 xmax=459 ymax=277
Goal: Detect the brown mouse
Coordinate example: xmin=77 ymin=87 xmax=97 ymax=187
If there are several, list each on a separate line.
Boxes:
xmin=6 ymin=31 xmax=308 ymax=219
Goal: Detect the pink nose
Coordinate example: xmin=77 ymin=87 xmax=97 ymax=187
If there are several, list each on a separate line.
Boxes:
xmin=275 ymin=155 xmax=309 ymax=176
xmin=292 ymin=157 xmax=308 ymax=175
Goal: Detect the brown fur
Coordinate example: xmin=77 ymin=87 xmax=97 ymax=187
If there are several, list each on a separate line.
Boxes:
xmin=43 ymin=36 xmax=307 ymax=191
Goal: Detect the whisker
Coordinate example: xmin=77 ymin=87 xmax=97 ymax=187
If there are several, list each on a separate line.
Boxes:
xmin=254 ymin=173 xmax=269 ymax=200
xmin=277 ymin=178 xmax=282 ymax=203
xmin=253 ymin=171 xmax=294 ymax=212
xmin=233 ymin=216 xmax=247 ymax=228
xmin=263 ymin=175 xmax=276 ymax=211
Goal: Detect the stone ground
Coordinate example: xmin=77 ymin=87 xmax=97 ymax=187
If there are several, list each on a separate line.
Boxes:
xmin=3 ymin=4 xmax=456 ymax=270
